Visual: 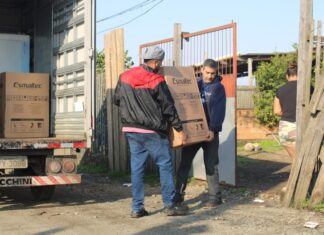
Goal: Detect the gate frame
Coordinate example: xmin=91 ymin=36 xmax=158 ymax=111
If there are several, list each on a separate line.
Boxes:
xmin=139 ymin=23 xmax=238 ymax=185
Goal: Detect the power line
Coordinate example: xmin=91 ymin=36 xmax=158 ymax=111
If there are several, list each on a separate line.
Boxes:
xmin=97 ymin=0 xmax=164 ymax=34
xmin=96 ymin=0 xmax=159 ymax=23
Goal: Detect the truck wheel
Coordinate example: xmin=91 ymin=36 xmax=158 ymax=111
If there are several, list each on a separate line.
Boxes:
xmin=30 ymin=186 xmax=56 ymax=201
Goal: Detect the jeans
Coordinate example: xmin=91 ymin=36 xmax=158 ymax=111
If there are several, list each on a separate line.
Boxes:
xmin=126 ymin=132 xmax=175 ymax=212
xmin=175 ymin=132 xmax=220 ymax=201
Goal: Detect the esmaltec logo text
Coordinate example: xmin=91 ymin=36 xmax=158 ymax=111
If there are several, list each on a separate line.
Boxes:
xmin=14 ymin=82 xmax=42 ymax=89
xmin=172 ymin=77 xmax=192 ymax=85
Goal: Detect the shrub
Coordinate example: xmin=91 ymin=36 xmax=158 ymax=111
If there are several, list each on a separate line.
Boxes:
xmin=253 ymin=53 xmax=297 ymax=128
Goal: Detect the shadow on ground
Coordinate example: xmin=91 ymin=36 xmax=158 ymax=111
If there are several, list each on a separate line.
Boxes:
xmin=0 ymin=149 xmax=291 ymax=219
xmin=129 ymin=149 xmax=293 ymax=235
xmin=0 ymin=174 xmax=144 ymax=211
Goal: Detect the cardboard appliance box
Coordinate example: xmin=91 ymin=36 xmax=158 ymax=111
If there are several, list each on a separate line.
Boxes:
xmin=0 ymin=72 xmax=49 ymax=138
xmin=160 ymin=66 xmax=209 ymax=148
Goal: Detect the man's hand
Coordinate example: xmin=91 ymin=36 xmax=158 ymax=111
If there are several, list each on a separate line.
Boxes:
xmin=206 ymin=130 xmax=214 ymax=142
xmin=178 ymin=130 xmax=188 ymax=145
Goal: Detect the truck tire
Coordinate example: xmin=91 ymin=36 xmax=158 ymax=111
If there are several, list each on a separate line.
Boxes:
xmin=30 ymin=185 xmax=56 ymax=201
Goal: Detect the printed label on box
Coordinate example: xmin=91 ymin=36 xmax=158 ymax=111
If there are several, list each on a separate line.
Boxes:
xmin=10 ymin=119 xmax=44 ymax=133
xmin=160 ymin=66 xmax=209 ymax=147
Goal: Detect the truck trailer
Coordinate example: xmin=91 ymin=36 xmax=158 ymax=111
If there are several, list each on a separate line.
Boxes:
xmin=0 ymin=0 xmax=95 ymax=200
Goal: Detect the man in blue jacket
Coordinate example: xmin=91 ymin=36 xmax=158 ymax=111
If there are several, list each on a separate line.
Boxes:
xmin=175 ymin=58 xmax=226 ymax=208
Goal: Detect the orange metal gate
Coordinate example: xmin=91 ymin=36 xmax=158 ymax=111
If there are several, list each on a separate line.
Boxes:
xmin=139 ymin=23 xmax=237 ymax=97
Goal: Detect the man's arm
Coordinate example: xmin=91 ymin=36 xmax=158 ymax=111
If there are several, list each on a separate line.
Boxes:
xmin=209 ymin=84 xmax=226 ymax=132
xmin=273 ymin=97 xmax=282 ymax=116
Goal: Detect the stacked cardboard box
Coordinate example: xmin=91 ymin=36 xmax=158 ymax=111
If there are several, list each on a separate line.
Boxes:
xmin=0 ymin=72 xmax=49 ymax=138
xmin=160 ymin=66 xmax=209 ymax=148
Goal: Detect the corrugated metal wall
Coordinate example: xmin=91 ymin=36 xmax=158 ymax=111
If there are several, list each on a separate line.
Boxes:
xmin=52 ymin=0 xmax=91 ymax=140
xmin=237 ymin=86 xmax=255 ymax=109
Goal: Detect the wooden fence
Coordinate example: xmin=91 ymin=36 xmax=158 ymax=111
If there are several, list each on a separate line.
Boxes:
xmin=92 ymin=73 xmax=108 ymax=162
xmin=282 ymin=8 xmax=324 ymax=208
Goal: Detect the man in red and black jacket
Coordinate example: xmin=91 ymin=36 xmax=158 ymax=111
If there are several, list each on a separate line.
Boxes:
xmin=113 ymin=46 xmax=187 ymax=218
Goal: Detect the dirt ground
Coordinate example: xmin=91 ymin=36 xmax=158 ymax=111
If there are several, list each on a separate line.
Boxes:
xmin=1 ymin=149 xmax=324 ymax=235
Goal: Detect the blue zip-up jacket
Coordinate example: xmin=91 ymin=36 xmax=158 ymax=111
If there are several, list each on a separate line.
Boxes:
xmin=198 ymin=75 xmax=226 ymax=132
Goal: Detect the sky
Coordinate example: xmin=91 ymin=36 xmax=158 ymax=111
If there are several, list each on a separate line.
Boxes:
xmin=96 ymin=0 xmax=324 ymax=65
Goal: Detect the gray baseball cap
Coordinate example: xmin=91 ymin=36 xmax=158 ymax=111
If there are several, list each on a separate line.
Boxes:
xmin=142 ymin=46 xmax=165 ymax=61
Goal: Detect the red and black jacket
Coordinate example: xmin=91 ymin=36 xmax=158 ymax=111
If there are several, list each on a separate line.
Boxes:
xmin=113 ymin=65 xmax=183 ymax=135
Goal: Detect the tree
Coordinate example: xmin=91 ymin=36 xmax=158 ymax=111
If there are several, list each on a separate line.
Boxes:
xmin=95 ymin=50 xmax=134 ymax=74
xmin=253 ymin=53 xmax=297 ymax=128
xmin=96 ymin=50 xmax=105 ymax=73
xmin=124 ymin=50 xmax=134 ymax=69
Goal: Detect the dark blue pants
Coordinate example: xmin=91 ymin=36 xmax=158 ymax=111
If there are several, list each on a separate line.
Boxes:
xmin=175 ymin=132 xmax=221 ymax=201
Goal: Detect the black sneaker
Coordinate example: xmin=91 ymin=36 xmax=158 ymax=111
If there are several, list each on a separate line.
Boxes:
xmin=163 ymin=204 xmax=189 ymax=216
xmin=203 ymin=198 xmax=223 ymax=208
xmin=131 ymin=208 xmax=149 ymax=218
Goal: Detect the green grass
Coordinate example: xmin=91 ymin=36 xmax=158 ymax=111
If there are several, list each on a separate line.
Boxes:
xmin=299 ymin=199 xmax=310 ymax=209
xmin=78 ymin=163 xmax=109 ymax=174
xmin=301 ymin=200 xmax=324 ymax=213
xmin=78 ymin=163 xmax=161 ymax=186
xmin=237 ymin=155 xmax=257 ymax=167
xmin=237 ymin=139 xmax=283 ymax=153
xmin=108 ymin=171 xmax=130 ymax=181
xmin=258 ymin=139 xmax=283 ymax=152
xmin=314 ymin=202 xmax=324 ymax=213
xmin=237 ymin=141 xmax=246 ymax=151
xmin=237 ymin=139 xmax=285 ymax=168
xmin=224 ymin=186 xmax=255 ymax=197
xmin=77 ymin=164 xmax=197 ymax=188
xmin=144 ymin=173 xmax=160 ymax=186
xmin=291 ymin=199 xmax=324 ymax=213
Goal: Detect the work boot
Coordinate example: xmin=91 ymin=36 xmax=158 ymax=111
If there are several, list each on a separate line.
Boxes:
xmin=173 ymin=192 xmax=184 ymax=204
xmin=163 ymin=204 xmax=189 ymax=216
xmin=131 ymin=208 xmax=149 ymax=218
